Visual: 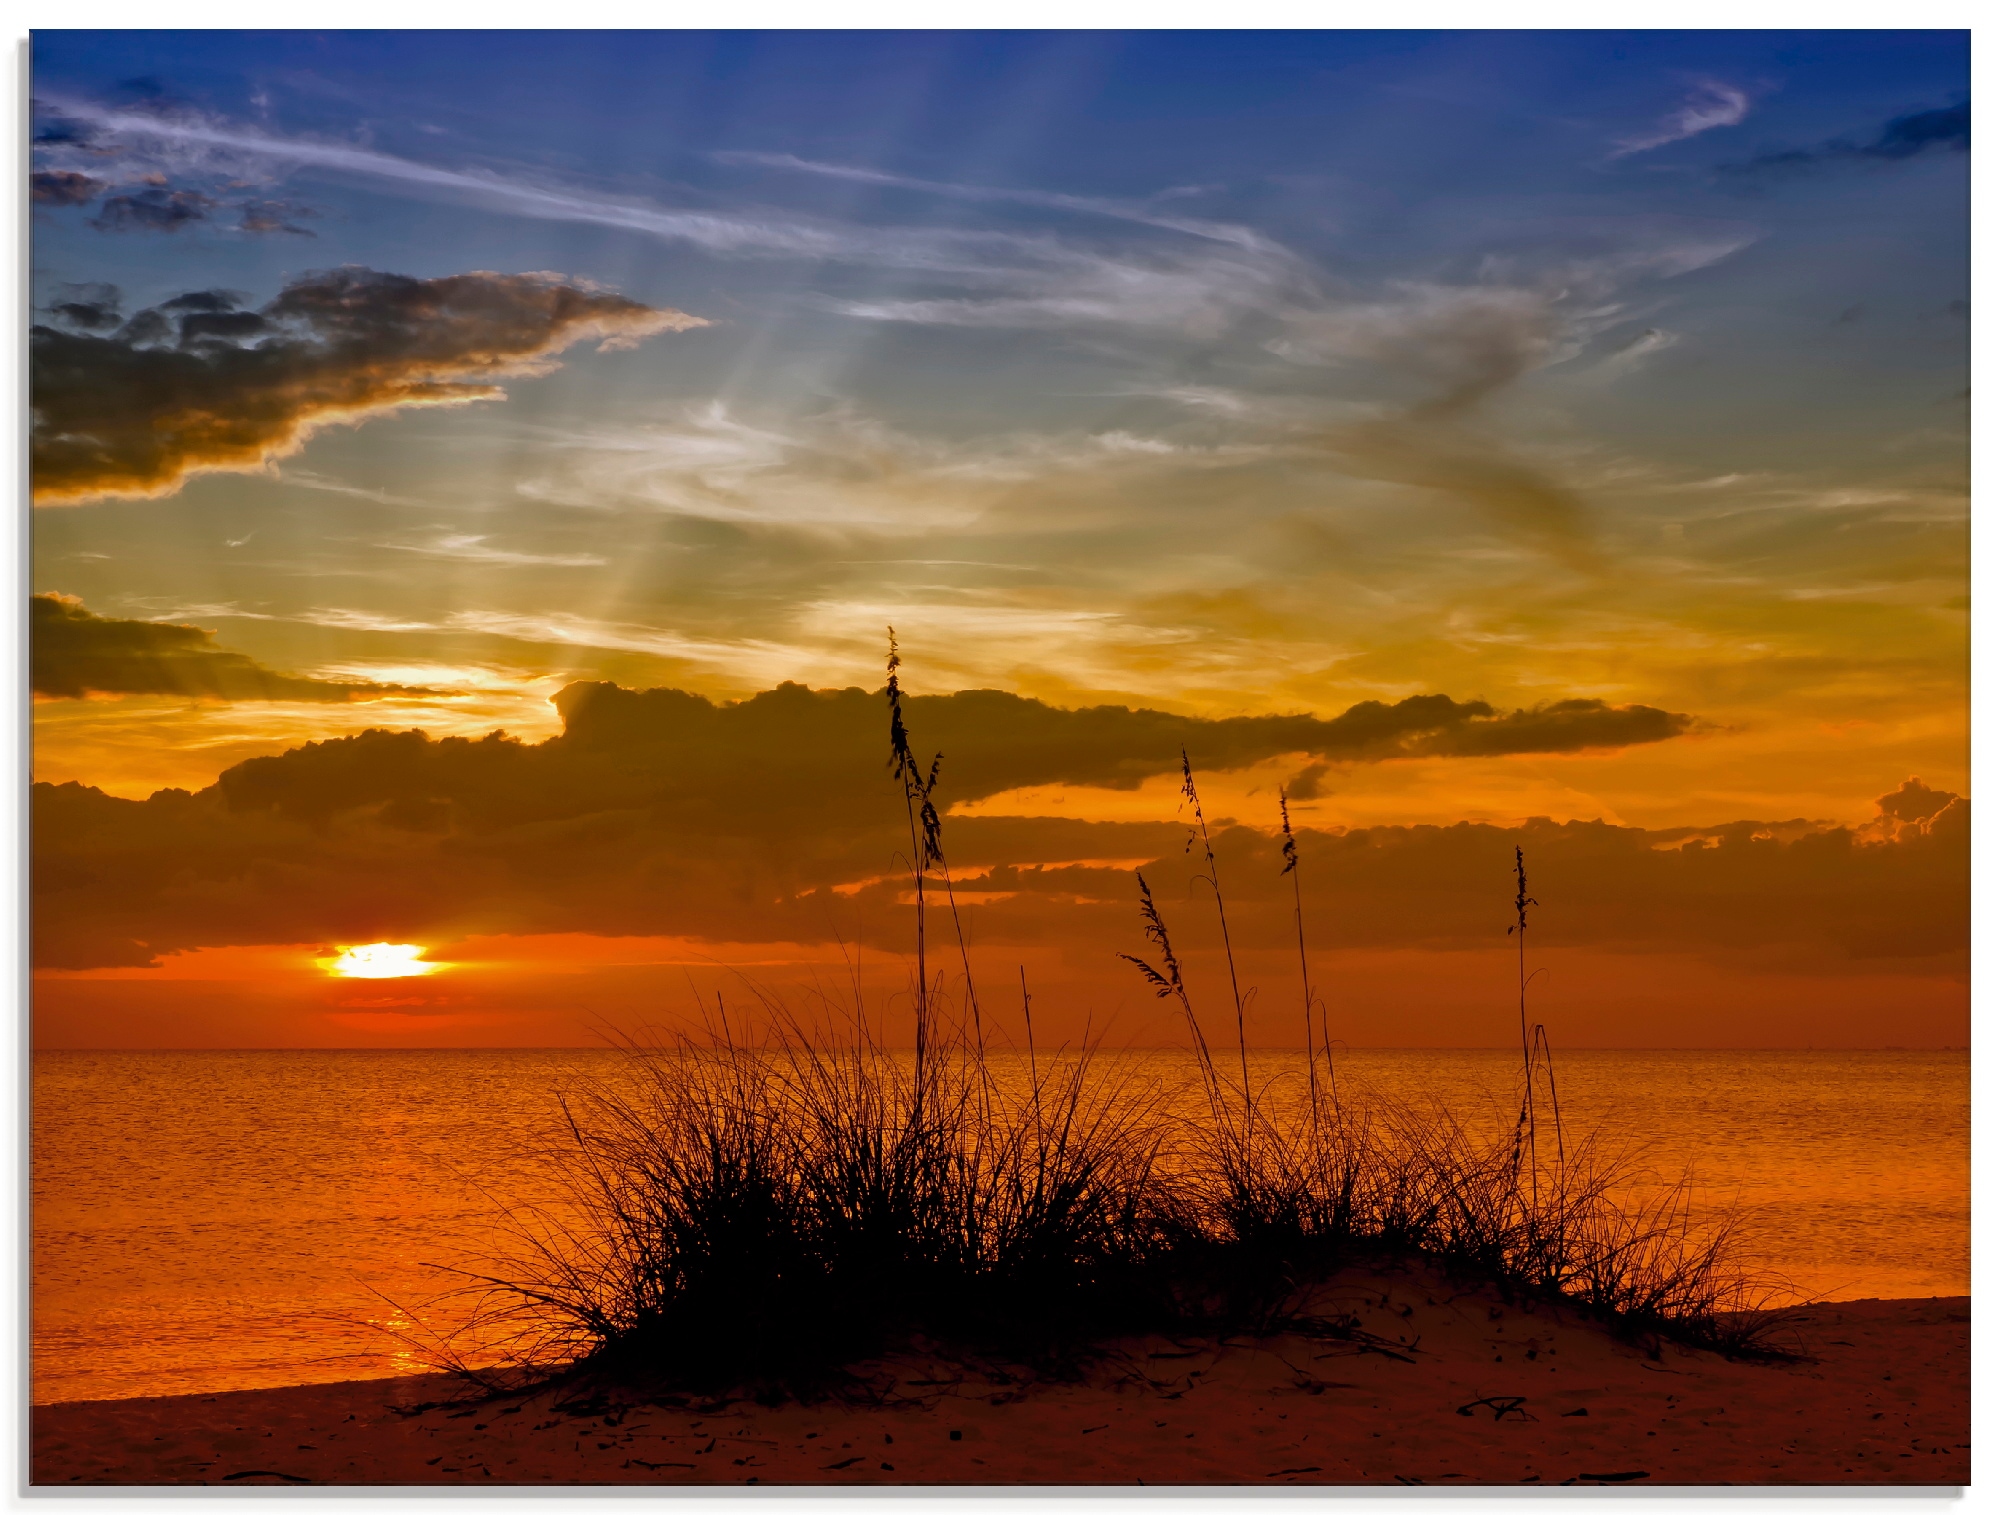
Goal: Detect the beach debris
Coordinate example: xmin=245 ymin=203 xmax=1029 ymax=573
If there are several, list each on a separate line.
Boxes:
xmin=1457 ymin=1396 xmax=1534 ymax=1422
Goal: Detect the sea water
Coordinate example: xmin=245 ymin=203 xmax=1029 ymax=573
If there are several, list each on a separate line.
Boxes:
xmin=31 ymin=1048 xmax=1968 ymax=1404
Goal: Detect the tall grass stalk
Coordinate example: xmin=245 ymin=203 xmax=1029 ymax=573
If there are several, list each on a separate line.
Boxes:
xmin=884 ymin=627 xmax=943 ymax=1085
xmin=1278 ymin=787 xmax=1328 ymax=1123
xmin=1178 ymin=752 xmax=1252 ymax=1132
xmin=1508 ymin=846 xmax=1539 ymax=1201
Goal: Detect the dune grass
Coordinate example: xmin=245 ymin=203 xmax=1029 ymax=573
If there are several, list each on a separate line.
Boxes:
xmin=424 ymin=635 xmax=1789 ymax=1397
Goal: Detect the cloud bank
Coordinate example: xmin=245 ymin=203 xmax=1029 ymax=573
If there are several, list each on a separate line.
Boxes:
xmin=31 ymin=267 xmax=706 ymax=504
xmin=33 ymin=673 xmax=1706 ymax=967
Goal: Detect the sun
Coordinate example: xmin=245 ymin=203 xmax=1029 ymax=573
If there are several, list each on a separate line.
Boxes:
xmin=327 ymin=943 xmax=440 ymax=979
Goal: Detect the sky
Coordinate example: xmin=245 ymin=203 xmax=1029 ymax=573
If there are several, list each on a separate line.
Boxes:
xmin=29 ymin=30 xmax=1969 ymax=1049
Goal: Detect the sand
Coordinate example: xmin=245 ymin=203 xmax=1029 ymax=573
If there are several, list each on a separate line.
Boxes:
xmin=32 ymin=1267 xmax=1968 ymax=1488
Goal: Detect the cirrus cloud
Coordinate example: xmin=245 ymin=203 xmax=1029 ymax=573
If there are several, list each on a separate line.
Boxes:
xmin=1611 ymin=79 xmax=1753 ymax=159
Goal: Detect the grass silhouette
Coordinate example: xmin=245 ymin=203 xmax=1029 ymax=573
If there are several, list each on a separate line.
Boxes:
xmin=424 ymin=637 xmax=1788 ymax=1399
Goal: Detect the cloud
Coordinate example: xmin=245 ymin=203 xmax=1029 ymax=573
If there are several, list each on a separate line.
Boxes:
xmin=31 ymin=695 xmax=1957 ymax=981
xmin=1412 ymin=699 xmax=1692 ymax=757
xmin=1865 ymin=104 xmax=1972 ymax=159
xmin=1727 ymin=102 xmax=1969 ymax=175
xmin=379 ymin=533 xmax=608 ymax=568
xmin=33 ymin=107 xmax=100 ymax=146
xmin=553 ymin=680 xmax=1696 ymax=795
xmin=238 ymin=199 xmax=318 ymax=236
xmin=1287 ymin=763 xmax=1331 ymax=800
xmin=1877 ymin=776 xmax=1956 ymax=824
xmin=1592 ymin=325 xmax=1679 ymax=378
xmin=31 ymin=674 xmax=1702 ymax=967
xmin=1275 ymin=284 xmax=1596 ymax=558
xmin=1865 ymin=776 xmax=1966 ymax=845
xmin=30 ymin=266 xmax=706 ymax=504
xmin=32 ymin=170 xmax=105 ymax=205
xmin=37 ymin=95 xmax=1303 ymax=336
xmin=91 ymin=185 xmax=217 ymax=232
xmin=32 ymin=97 xmax=323 ymax=237
xmin=712 ymin=149 xmax=1283 ymax=254
xmin=40 ymin=283 xmax=123 ymax=331
xmin=1611 ymin=80 xmax=1752 ymax=158
xmin=1262 ymin=224 xmax=1744 ymax=561
xmin=32 ymin=593 xmax=437 ymax=703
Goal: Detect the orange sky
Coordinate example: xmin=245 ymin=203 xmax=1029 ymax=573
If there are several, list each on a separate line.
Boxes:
xmin=29 ymin=34 xmax=1967 ymax=1051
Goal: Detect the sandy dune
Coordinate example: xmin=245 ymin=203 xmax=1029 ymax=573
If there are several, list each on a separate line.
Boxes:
xmin=32 ymin=1267 xmax=1968 ymax=1488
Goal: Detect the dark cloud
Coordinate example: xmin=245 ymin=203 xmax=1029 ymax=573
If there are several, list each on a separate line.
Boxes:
xmin=179 ymin=310 xmax=272 ymax=343
xmin=30 ymin=88 xmax=325 ymax=236
xmin=1287 ymin=763 xmax=1331 ymax=800
xmin=1415 ymin=699 xmax=1691 ymax=757
xmin=32 ymin=170 xmax=105 ymax=206
xmin=1728 ymin=102 xmax=1968 ymax=175
xmin=1862 ymin=103 xmax=1970 ymax=159
xmin=1878 ymin=776 xmax=1956 ymax=824
xmin=90 ymin=186 xmax=218 ymax=233
xmin=30 ymin=712 xmax=1961 ymax=977
xmin=239 ymin=200 xmax=318 ymax=237
xmin=27 ymin=673 xmax=1726 ymax=969
xmin=49 ymin=301 xmax=121 ymax=331
xmin=1869 ymin=777 xmax=1965 ymax=846
xmin=31 ymin=266 xmax=708 ymax=504
xmin=31 ymin=103 xmax=100 ymax=146
xmin=41 ymin=284 xmax=123 ymax=332
xmin=160 ymin=290 xmax=244 ymax=314
xmin=32 ymin=593 xmax=436 ymax=704
xmin=550 ymin=680 xmax=1694 ymax=795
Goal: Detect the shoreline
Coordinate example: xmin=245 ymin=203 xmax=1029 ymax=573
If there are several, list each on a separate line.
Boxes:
xmin=32 ymin=1271 xmax=1970 ymax=1488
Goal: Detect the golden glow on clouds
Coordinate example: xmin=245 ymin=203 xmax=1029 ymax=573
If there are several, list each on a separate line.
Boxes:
xmin=30 ymin=677 xmax=567 ymax=797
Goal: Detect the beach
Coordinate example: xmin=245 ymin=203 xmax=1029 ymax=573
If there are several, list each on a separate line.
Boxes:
xmin=32 ymin=1266 xmax=1969 ymax=1488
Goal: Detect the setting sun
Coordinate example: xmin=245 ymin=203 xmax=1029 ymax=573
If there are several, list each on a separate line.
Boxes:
xmin=327 ymin=944 xmax=438 ymax=979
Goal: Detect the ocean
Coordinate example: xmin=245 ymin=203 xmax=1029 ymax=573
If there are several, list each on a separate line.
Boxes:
xmin=31 ymin=1048 xmax=1968 ymax=1405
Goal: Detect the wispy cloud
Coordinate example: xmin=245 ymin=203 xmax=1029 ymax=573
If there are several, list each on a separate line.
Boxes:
xmin=277 ymin=469 xmax=429 ymax=508
xmin=38 ymin=97 xmax=858 ymax=258
xmin=39 ymin=95 xmax=1304 ymax=337
xmin=1611 ymin=80 xmax=1752 ymax=158
xmin=712 ymin=149 xmax=1283 ymax=254
xmin=441 ymin=609 xmax=815 ymax=683
xmin=379 ymin=533 xmax=609 ymax=568
xmin=40 ymin=96 xmax=1304 ymax=336
xmin=503 ymin=401 xmax=1282 ymax=532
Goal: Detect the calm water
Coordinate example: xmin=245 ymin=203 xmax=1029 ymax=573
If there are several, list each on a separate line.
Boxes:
xmin=31 ymin=1049 xmax=1968 ymax=1405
